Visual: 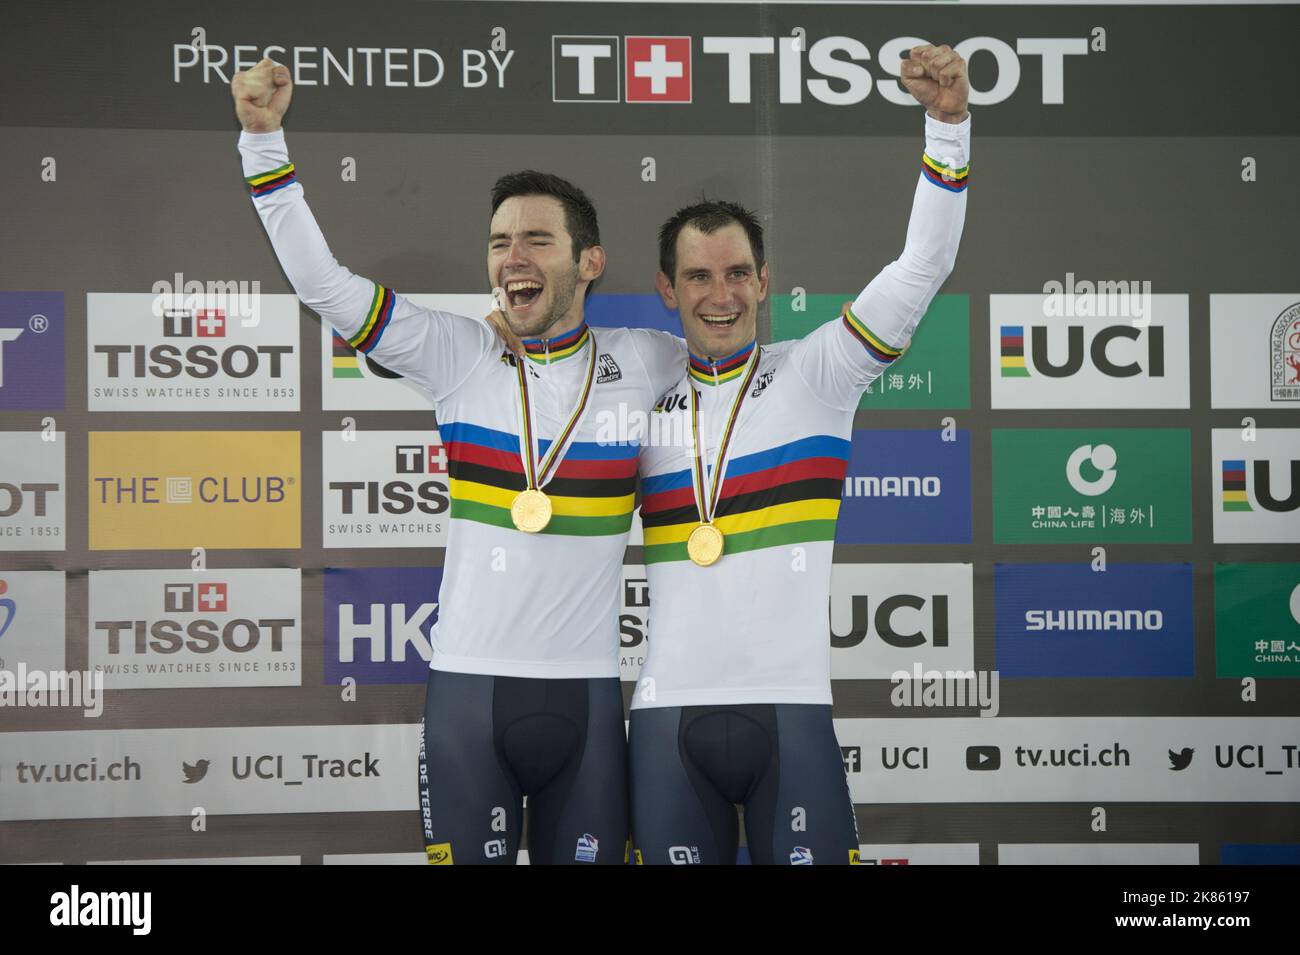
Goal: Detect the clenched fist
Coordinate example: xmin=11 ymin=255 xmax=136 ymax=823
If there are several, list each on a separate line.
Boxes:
xmin=901 ymin=45 xmax=969 ymax=124
xmin=231 ymin=57 xmax=293 ymax=133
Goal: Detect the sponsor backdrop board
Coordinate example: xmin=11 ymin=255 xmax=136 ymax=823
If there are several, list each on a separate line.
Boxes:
xmin=0 ymin=0 xmax=1297 ymax=864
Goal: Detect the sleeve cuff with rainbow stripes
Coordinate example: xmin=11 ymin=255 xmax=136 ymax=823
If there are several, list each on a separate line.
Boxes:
xmin=842 ymin=306 xmax=906 ymax=364
xmin=921 ymin=152 xmax=969 ymax=193
xmin=245 ymin=162 xmax=297 ymax=198
xmin=347 ymin=283 xmax=396 ymax=354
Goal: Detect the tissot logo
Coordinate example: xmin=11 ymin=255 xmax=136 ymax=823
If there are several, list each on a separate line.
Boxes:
xmin=88 ymin=569 xmax=302 ymax=689
xmin=0 ymin=432 xmax=66 ymax=552
xmin=323 ymin=431 xmax=450 ymax=548
xmin=87 ymin=293 xmax=300 ymax=411
xmin=619 ymin=567 xmax=650 ymax=680
xmin=554 ymin=34 xmax=1089 ymax=108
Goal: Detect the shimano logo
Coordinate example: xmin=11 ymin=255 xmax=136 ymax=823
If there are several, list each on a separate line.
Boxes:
xmin=843 ymin=476 xmax=941 ymax=498
xmin=1026 ymin=609 xmax=1164 ymax=632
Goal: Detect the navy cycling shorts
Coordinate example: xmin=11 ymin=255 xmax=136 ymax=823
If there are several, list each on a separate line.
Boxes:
xmin=418 ymin=667 xmax=628 ymax=865
xmin=629 ymin=703 xmax=860 ymax=865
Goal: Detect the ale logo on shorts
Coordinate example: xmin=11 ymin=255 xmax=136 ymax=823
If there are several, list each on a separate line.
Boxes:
xmin=992 ymin=429 xmax=1191 ymax=543
xmin=88 ymin=431 xmax=300 ymax=550
xmin=87 ymin=293 xmax=300 ymax=411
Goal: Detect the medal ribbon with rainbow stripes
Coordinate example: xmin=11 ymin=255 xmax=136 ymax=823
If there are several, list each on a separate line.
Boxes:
xmin=510 ymin=330 xmax=598 ymax=533
xmin=685 ymin=345 xmax=763 ymax=566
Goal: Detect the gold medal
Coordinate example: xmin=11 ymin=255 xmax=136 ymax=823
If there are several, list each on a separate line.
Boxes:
xmin=686 ymin=522 xmax=725 ymax=567
xmin=510 ymin=327 xmax=597 ymax=535
xmin=683 ymin=344 xmax=763 ymax=569
xmin=511 ymin=488 xmax=553 ymax=533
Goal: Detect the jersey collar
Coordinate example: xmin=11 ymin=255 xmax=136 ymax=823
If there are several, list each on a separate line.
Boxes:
xmin=687 ymin=339 xmax=756 ymax=387
xmin=521 ymin=322 xmax=590 ymax=364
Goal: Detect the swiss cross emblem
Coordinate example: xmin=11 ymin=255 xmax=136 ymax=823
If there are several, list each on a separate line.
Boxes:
xmin=625 ymin=37 xmax=691 ymax=103
xmin=195 ymin=309 xmax=226 ymax=337
xmin=197 ymin=582 xmax=228 ymax=612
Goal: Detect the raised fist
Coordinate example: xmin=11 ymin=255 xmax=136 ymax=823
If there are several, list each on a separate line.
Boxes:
xmin=901 ymin=45 xmax=969 ymax=124
xmin=231 ymin=57 xmax=293 ymax=133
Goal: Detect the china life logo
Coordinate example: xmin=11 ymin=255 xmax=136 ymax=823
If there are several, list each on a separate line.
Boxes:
xmin=992 ymin=429 xmax=1191 ymax=543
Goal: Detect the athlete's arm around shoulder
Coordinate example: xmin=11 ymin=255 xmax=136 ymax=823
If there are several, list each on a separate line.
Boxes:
xmin=794 ymin=45 xmax=971 ymax=411
xmin=231 ymin=58 xmax=493 ymax=402
xmin=620 ymin=326 xmax=689 ymax=399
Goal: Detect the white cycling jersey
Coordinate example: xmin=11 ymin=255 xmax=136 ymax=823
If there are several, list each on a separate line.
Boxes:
xmin=240 ymin=130 xmax=686 ymax=678
xmin=633 ymin=113 xmax=971 ymax=708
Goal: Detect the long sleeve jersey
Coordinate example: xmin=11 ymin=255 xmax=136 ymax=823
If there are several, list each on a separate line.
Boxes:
xmin=240 ymin=130 xmax=687 ymax=678
xmin=633 ymin=112 xmax=971 ymax=707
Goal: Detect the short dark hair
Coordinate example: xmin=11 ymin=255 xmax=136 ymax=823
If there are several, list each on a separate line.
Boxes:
xmin=490 ymin=171 xmax=600 ymax=263
xmin=658 ymin=200 xmax=765 ymax=281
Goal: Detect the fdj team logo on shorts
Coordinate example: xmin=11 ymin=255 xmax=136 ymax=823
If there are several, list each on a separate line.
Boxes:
xmin=1214 ymin=564 xmax=1300 ymax=678
xmin=88 ymin=569 xmax=302 ymax=689
xmin=991 ymin=428 xmax=1191 ymax=543
xmin=87 ymin=293 xmax=300 ymax=411
xmin=0 ymin=292 xmax=64 ymax=410
xmin=1212 ymin=429 xmax=1300 ymax=543
xmin=772 ymin=294 xmax=969 ymax=410
xmin=0 ymin=431 xmax=66 ymax=552
xmin=88 ymin=432 xmax=300 ymax=550
xmin=323 ymin=567 xmax=443 ymax=685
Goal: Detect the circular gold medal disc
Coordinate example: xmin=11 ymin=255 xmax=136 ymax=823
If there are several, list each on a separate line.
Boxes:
xmin=686 ymin=522 xmax=725 ymax=567
xmin=511 ymin=489 xmax=553 ymax=533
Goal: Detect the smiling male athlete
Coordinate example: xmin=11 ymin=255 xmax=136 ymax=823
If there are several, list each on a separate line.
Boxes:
xmin=629 ymin=44 xmax=971 ymax=865
xmin=231 ymin=58 xmax=685 ymax=864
